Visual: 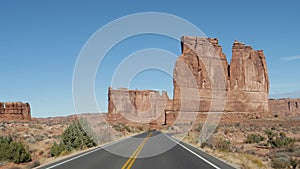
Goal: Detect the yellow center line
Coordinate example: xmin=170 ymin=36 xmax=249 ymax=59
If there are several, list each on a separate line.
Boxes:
xmin=121 ymin=132 xmax=152 ymax=169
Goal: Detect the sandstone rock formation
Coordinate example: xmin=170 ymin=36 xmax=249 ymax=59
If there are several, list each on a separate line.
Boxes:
xmin=173 ymin=36 xmax=270 ymax=115
xmin=107 ymin=36 xmax=271 ymax=126
xmin=269 ymin=98 xmax=300 ymax=117
xmin=173 ymin=37 xmax=227 ymax=113
xmin=0 ymin=102 xmax=31 ymax=121
xmin=107 ymin=87 xmax=171 ymax=125
xmin=226 ymin=41 xmax=269 ymax=114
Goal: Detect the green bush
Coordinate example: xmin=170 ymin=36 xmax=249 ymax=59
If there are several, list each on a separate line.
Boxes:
xmin=270 ymin=135 xmax=295 ymax=148
xmin=265 ymin=129 xmax=277 ymax=140
xmin=264 ymin=130 xmax=295 ymax=148
xmin=245 ymin=134 xmax=265 ymax=144
xmin=0 ymin=135 xmax=31 ymax=164
xmin=50 ymin=120 xmax=96 ymax=157
xmin=50 ymin=142 xmax=65 ymax=157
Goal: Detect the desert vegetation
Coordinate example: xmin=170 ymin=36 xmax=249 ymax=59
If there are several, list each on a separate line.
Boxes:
xmin=179 ymin=117 xmax=300 ymax=169
xmin=0 ymin=135 xmax=31 ymax=164
xmin=50 ymin=119 xmax=96 ymax=157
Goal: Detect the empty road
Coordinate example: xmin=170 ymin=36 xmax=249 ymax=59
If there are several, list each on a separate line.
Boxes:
xmin=39 ymin=131 xmax=235 ymax=169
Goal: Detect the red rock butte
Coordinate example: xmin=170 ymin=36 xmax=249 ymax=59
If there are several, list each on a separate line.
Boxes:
xmin=173 ymin=37 xmax=269 ymax=115
xmin=0 ymin=102 xmax=31 ymax=121
xmin=107 ymin=36 xmax=276 ymax=126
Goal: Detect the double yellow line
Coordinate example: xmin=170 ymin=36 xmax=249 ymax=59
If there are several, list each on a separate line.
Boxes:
xmin=121 ymin=132 xmax=152 ymax=169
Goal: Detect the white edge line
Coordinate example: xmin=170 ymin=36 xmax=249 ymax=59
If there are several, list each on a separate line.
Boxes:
xmin=164 ymin=134 xmax=221 ymax=169
xmin=45 ymin=133 xmax=142 ymax=169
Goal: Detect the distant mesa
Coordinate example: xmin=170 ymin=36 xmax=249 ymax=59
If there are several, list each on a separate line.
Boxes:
xmin=0 ymin=102 xmax=31 ymax=121
xmin=106 ymin=88 xmax=172 ymax=127
xmin=269 ymin=98 xmax=300 ymax=117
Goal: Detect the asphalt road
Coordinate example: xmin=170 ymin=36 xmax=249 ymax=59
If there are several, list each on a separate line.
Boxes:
xmin=38 ymin=131 xmax=235 ymax=169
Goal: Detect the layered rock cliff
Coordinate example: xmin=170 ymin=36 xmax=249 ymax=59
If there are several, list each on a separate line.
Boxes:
xmin=269 ymin=98 xmax=300 ymax=117
xmin=107 ymin=87 xmax=171 ymax=125
xmin=107 ymin=36 xmax=271 ymax=126
xmin=173 ymin=36 xmax=228 ymax=113
xmin=226 ymin=41 xmax=270 ymax=113
xmin=173 ymin=36 xmax=270 ymax=114
xmin=0 ymin=102 xmax=31 ymax=121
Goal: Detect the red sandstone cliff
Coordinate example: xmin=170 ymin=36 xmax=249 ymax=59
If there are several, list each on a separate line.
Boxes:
xmin=107 ymin=36 xmax=279 ymax=126
xmin=269 ymin=98 xmax=300 ymax=117
xmin=226 ymin=41 xmax=270 ymax=114
xmin=173 ymin=36 xmax=270 ymax=114
xmin=107 ymin=87 xmax=171 ymax=125
xmin=0 ymin=102 xmax=31 ymax=121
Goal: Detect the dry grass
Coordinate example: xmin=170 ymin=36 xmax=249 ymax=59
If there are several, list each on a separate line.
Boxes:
xmin=211 ymin=151 xmax=267 ymax=169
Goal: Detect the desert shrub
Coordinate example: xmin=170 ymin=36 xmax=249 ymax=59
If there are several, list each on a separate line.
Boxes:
xmin=200 ymin=142 xmax=212 ymax=149
xmin=211 ymin=136 xmax=231 ymax=151
xmin=50 ymin=142 xmax=65 ymax=157
xmin=124 ymin=125 xmax=131 ymax=132
xmin=112 ymin=123 xmax=131 ymax=133
xmin=0 ymin=135 xmax=31 ymax=164
xmin=264 ymin=130 xmax=295 ymax=148
xmin=50 ymin=120 xmax=96 ymax=157
xmin=271 ymin=156 xmax=290 ymax=169
xmin=112 ymin=124 xmax=122 ymax=132
xmin=270 ymin=135 xmax=295 ymax=148
xmin=8 ymin=142 xmax=31 ymax=164
xmin=61 ymin=120 xmax=96 ymax=150
xmin=245 ymin=134 xmax=265 ymax=144
xmin=265 ymin=129 xmax=276 ymax=140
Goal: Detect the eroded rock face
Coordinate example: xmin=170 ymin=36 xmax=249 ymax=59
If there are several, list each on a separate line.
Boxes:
xmin=226 ymin=41 xmax=270 ymax=114
xmin=0 ymin=102 xmax=31 ymax=121
xmin=107 ymin=36 xmax=272 ymax=127
xmin=173 ymin=36 xmax=270 ymax=114
xmin=173 ymin=37 xmax=227 ymax=113
xmin=269 ymin=99 xmax=300 ymax=117
xmin=107 ymin=87 xmax=170 ymax=125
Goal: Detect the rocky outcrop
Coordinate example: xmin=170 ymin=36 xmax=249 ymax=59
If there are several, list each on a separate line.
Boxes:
xmin=269 ymin=98 xmax=300 ymax=117
xmin=226 ymin=41 xmax=270 ymax=114
xmin=0 ymin=102 xmax=31 ymax=121
xmin=107 ymin=87 xmax=171 ymax=125
xmin=173 ymin=36 xmax=270 ymax=115
xmin=107 ymin=36 xmax=272 ymax=127
xmin=173 ymin=37 xmax=228 ymax=113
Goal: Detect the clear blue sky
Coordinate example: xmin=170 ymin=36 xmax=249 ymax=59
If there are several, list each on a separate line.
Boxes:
xmin=1 ymin=1 xmax=299 ymax=117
